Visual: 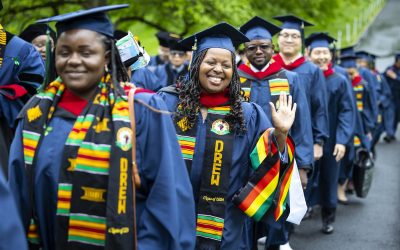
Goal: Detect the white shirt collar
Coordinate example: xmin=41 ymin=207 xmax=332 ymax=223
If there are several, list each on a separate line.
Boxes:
xmin=250 ymin=62 xmax=270 ymax=72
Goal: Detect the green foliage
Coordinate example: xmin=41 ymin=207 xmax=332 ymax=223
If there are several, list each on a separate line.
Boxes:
xmin=0 ymin=0 xmax=385 ymax=55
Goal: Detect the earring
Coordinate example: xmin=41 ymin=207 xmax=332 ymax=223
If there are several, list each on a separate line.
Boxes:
xmin=104 ymin=65 xmax=109 ymax=73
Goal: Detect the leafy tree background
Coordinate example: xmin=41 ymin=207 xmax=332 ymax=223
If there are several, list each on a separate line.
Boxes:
xmin=0 ymin=0 xmax=383 ymax=54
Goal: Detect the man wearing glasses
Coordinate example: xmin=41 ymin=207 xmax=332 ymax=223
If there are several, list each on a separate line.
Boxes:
xmin=238 ymin=16 xmax=313 ymax=250
xmin=154 ymin=38 xmax=190 ymax=88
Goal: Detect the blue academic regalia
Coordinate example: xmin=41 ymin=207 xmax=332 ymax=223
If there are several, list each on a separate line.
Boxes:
xmin=154 ymin=63 xmax=189 ymax=88
xmin=158 ymin=91 xmax=277 ymax=250
xmin=333 ymin=64 xmax=350 ymax=81
xmin=0 ymin=169 xmax=28 ymax=250
xmin=0 ymin=33 xmax=45 ymax=176
xmin=359 ymin=67 xmax=379 ymax=125
xmin=148 ymin=55 xmax=165 ymax=68
xmin=0 ymin=34 xmax=45 ymax=129
xmin=8 ymin=92 xmax=196 ymax=250
xmin=384 ymin=65 xmax=400 ymax=135
xmin=309 ymin=72 xmax=355 ymax=208
xmin=372 ymin=72 xmax=393 ymax=145
xmin=130 ymin=67 xmax=162 ymax=91
xmin=289 ymin=61 xmax=330 ymax=145
xmin=238 ymin=67 xmax=313 ymax=169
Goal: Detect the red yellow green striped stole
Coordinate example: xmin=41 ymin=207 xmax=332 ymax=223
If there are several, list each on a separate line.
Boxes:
xmin=233 ymin=128 xmax=295 ymax=221
xmin=0 ymin=24 xmax=5 ymax=68
xmin=354 ymin=135 xmax=361 ymax=147
xmin=353 ymin=84 xmax=364 ymax=112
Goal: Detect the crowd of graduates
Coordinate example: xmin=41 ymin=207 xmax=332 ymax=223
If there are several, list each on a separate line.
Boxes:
xmin=0 ymin=1 xmax=399 ymax=250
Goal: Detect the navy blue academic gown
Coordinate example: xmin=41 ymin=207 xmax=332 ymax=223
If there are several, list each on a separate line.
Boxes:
xmin=359 ymin=67 xmax=379 ymax=125
xmin=159 ymin=91 xmax=282 ymax=250
xmin=0 ymin=33 xmax=44 ymax=176
xmin=154 ymin=63 xmax=189 ymax=88
xmin=8 ymin=92 xmax=196 ymax=250
xmin=384 ymin=65 xmax=400 ymax=134
xmin=309 ymin=72 xmax=355 ymax=208
xmin=372 ymin=72 xmax=394 ymax=144
xmin=0 ymin=169 xmax=28 ymax=250
xmin=237 ymin=65 xmax=313 ymax=169
xmin=131 ymin=67 xmax=162 ymax=91
xmin=287 ymin=61 xmax=329 ymax=145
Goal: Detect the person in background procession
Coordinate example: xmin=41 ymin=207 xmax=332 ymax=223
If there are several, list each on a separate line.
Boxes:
xmin=147 ymin=30 xmax=181 ymax=68
xmin=356 ymin=51 xmax=394 ymax=149
xmin=154 ymin=38 xmax=190 ymax=88
xmin=114 ymin=30 xmax=162 ymax=91
xmin=337 ymin=54 xmax=374 ymax=203
xmin=19 ymin=23 xmax=56 ymax=62
xmin=19 ymin=23 xmax=58 ymax=83
xmin=384 ymin=52 xmax=400 ymax=141
xmin=158 ymin=22 xmax=298 ymax=250
xmin=237 ymin=16 xmax=312 ymax=248
xmin=0 ymin=0 xmax=45 ymax=177
xmin=270 ymin=14 xmax=330 ymax=250
xmin=340 ymin=46 xmax=379 ymax=130
xmin=8 ymin=5 xmax=195 ymax=250
xmin=306 ymin=32 xmax=356 ymax=234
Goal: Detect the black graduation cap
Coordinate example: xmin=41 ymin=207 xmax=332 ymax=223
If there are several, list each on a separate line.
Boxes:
xmin=339 ymin=55 xmax=358 ymax=68
xmin=395 ymin=52 xmax=400 ymax=61
xmin=19 ymin=24 xmax=57 ymax=43
xmin=179 ymin=22 xmax=249 ymax=56
xmin=36 ymin=4 xmax=129 ymax=38
xmin=168 ymin=39 xmax=190 ymax=52
xmin=155 ymin=31 xmax=181 ymax=47
xmin=239 ymin=16 xmax=281 ymax=41
xmin=305 ymin=32 xmax=336 ymax=49
xmin=273 ymin=14 xmax=313 ymax=31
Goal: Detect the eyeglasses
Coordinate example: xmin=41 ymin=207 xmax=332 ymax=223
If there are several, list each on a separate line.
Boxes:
xmin=279 ymin=33 xmax=301 ymax=40
xmin=170 ymin=51 xmax=186 ymax=57
xmin=245 ymin=44 xmax=272 ymax=52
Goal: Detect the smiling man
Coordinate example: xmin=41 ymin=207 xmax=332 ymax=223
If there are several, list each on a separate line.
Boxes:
xmin=305 ymin=32 xmax=355 ymax=234
xmin=238 ymin=16 xmax=313 ymax=250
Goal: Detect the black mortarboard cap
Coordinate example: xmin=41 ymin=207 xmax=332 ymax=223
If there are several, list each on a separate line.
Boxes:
xmin=156 ymin=31 xmax=181 ymax=47
xmin=36 ymin=4 xmax=129 ymax=38
xmin=240 ymin=16 xmax=281 ymax=41
xmin=305 ymin=32 xmax=336 ymax=49
xmin=179 ymin=22 xmax=249 ymax=57
xmin=19 ymin=24 xmax=56 ymax=43
xmin=168 ymin=39 xmax=190 ymax=52
xmin=273 ymin=14 xmax=313 ymax=31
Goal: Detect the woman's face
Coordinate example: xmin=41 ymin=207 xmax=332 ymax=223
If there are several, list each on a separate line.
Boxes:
xmin=199 ymin=48 xmax=233 ymax=94
xmin=31 ymin=35 xmax=54 ymax=61
xmin=55 ymin=29 xmax=109 ymax=99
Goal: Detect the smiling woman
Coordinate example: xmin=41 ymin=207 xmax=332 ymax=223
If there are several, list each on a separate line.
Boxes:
xmin=8 ymin=4 xmax=195 ymax=250
xmin=158 ymin=22 xmax=298 ymax=250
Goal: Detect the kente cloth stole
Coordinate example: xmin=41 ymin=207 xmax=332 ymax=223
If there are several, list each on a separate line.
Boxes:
xmin=239 ymin=70 xmax=290 ymax=107
xmin=232 ymin=128 xmax=295 ymax=222
xmin=0 ymin=24 xmax=6 ymax=68
xmin=22 ymin=77 xmax=136 ymax=250
xmin=353 ymin=83 xmax=364 ymax=112
xmin=175 ymin=106 xmax=234 ymax=250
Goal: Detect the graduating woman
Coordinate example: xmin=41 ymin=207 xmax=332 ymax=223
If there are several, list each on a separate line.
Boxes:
xmin=8 ymin=5 xmax=195 ymax=250
xmin=159 ymin=22 xmax=298 ymax=250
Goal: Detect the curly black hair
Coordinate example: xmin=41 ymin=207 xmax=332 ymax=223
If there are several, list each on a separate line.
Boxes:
xmin=176 ymin=49 xmax=246 ymax=134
